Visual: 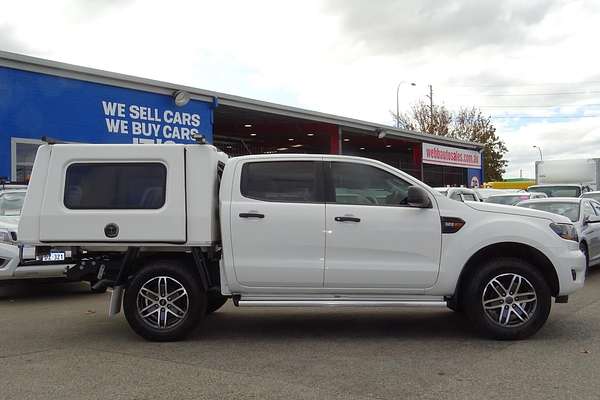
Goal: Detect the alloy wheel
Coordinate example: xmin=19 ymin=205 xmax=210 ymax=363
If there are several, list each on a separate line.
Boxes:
xmin=482 ymin=273 xmax=537 ymax=328
xmin=137 ymin=276 xmax=189 ymax=329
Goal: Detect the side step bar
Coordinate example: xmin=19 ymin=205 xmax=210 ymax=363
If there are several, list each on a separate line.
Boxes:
xmin=235 ymin=299 xmax=447 ymax=308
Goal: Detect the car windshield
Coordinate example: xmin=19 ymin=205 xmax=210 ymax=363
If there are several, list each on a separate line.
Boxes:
xmin=528 ymin=186 xmax=580 ymax=197
xmin=517 ymin=201 xmax=580 ymax=222
xmin=0 ymin=191 xmax=26 ymax=216
xmin=485 ymin=194 xmax=531 ymax=205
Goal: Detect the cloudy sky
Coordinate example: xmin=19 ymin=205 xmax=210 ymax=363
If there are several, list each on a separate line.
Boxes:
xmin=2 ymin=0 xmax=600 ymax=178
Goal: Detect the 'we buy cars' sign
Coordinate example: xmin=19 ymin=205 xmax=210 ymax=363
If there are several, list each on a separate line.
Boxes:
xmin=422 ymin=143 xmax=481 ymax=169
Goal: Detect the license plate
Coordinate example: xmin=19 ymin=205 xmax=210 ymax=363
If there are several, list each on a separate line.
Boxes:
xmin=42 ymin=252 xmax=65 ymax=262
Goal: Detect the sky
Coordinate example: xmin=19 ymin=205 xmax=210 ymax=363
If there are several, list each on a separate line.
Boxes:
xmin=2 ymin=0 xmax=600 ymax=179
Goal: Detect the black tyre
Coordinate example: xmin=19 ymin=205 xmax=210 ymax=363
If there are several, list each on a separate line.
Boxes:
xmin=206 ymin=292 xmax=228 ymax=314
xmin=463 ymin=257 xmax=551 ymax=340
xmin=123 ymin=260 xmax=206 ymax=342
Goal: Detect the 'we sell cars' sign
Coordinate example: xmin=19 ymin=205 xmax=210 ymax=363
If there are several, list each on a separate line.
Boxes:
xmin=422 ymin=143 xmax=481 ymax=169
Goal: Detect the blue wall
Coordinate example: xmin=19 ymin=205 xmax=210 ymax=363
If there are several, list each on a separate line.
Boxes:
xmin=0 ymin=66 xmax=214 ymax=179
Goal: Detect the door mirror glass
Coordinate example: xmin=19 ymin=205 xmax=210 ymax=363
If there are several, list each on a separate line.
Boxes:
xmin=407 ymin=186 xmax=432 ymax=208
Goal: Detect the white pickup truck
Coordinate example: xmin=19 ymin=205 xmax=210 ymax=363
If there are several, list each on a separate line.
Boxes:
xmin=17 ymin=143 xmax=585 ymax=341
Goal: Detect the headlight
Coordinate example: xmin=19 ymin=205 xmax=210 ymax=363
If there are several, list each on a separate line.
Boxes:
xmin=0 ymin=229 xmax=13 ymax=244
xmin=550 ymin=223 xmax=579 ymax=242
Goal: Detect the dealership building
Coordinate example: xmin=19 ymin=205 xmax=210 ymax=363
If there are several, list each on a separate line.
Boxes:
xmin=0 ymin=51 xmax=483 ymax=187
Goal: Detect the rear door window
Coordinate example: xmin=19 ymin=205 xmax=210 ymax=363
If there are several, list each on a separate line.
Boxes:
xmin=64 ymin=163 xmax=166 ymax=209
xmin=240 ymin=161 xmax=322 ymax=203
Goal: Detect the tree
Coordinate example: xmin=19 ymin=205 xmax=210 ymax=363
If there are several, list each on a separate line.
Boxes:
xmin=393 ymin=102 xmax=508 ymax=182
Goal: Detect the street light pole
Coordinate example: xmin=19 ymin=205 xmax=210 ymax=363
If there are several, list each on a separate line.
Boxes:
xmin=396 ymin=81 xmax=416 ymax=128
xmin=533 ymin=145 xmax=543 ymax=161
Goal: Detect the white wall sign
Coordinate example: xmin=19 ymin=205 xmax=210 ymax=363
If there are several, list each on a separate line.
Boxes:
xmin=422 ymin=143 xmax=481 ymax=169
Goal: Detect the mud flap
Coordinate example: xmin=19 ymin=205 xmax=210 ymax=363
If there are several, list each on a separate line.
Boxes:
xmin=109 ymin=285 xmax=125 ymax=317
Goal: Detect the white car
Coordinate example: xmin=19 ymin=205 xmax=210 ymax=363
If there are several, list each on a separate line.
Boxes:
xmin=517 ymin=197 xmax=600 ymax=270
xmin=0 ymin=188 xmax=26 ymax=232
xmin=485 ymin=192 xmax=547 ymax=206
xmin=0 ymin=188 xmax=100 ymax=290
xmin=17 ymin=143 xmax=586 ymax=341
xmin=434 ymin=187 xmax=481 ymax=202
xmin=580 ymin=191 xmax=600 ymax=202
xmin=527 ymin=184 xmax=588 ymax=198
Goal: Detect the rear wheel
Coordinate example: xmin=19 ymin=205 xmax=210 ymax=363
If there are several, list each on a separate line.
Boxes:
xmin=463 ymin=257 xmax=551 ymax=340
xmin=123 ymin=260 xmax=206 ymax=341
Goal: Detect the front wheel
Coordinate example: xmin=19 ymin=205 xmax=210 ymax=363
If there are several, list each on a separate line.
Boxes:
xmin=123 ymin=260 xmax=206 ymax=341
xmin=463 ymin=257 xmax=551 ymax=340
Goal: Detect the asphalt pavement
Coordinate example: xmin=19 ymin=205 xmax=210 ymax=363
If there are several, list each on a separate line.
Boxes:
xmin=1 ymin=270 xmax=600 ymax=400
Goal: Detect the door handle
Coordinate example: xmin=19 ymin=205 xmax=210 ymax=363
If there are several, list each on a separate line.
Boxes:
xmin=335 ymin=216 xmax=361 ymax=223
xmin=239 ymin=213 xmax=265 ymax=219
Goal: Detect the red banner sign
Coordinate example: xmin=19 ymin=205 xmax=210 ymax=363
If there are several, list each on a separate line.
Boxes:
xmin=422 ymin=143 xmax=481 ymax=169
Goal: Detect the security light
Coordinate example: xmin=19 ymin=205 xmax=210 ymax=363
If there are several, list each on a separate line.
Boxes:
xmin=173 ymin=90 xmax=190 ymax=107
xmin=343 ymin=138 xmax=350 ymax=142
xmin=307 ymin=133 xmax=315 ymax=136
xmin=244 ymin=124 xmax=252 ymax=128
xmin=250 ymin=133 xmax=257 ymax=137
xmin=288 ymin=138 xmax=294 ymax=141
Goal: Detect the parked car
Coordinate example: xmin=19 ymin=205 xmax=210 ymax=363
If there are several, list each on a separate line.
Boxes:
xmin=0 ymin=188 xmax=101 ymax=291
xmin=434 ymin=187 xmax=481 ymax=202
xmin=527 ymin=184 xmax=588 ymax=198
xmin=485 ymin=192 xmax=547 ymax=206
xmin=472 ymin=188 xmax=512 ymax=201
xmin=17 ymin=143 xmax=585 ymax=341
xmin=0 ymin=188 xmax=26 ymax=230
xmin=580 ymin=191 xmax=600 ymax=202
xmin=517 ymin=197 xmax=600 ymax=270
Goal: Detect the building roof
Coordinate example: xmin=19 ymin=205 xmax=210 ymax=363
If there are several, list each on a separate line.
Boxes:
xmin=0 ymin=50 xmax=483 ymax=150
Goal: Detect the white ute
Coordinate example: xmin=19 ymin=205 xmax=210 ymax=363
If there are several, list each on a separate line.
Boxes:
xmin=17 ymin=143 xmax=585 ymax=341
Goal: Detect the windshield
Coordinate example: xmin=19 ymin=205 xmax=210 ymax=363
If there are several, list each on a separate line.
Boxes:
xmin=485 ymin=194 xmax=531 ymax=205
xmin=0 ymin=191 xmax=26 ymax=216
xmin=528 ymin=186 xmax=581 ymax=197
xmin=517 ymin=201 xmax=580 ymax=222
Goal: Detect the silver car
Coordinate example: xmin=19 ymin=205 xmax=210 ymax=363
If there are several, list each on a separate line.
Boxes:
xmin=517 ymin=197 xmax=600 ymax=269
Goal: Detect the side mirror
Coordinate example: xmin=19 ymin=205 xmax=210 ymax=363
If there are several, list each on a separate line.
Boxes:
xmin=407 ymin=186 xmax=432 ymax=208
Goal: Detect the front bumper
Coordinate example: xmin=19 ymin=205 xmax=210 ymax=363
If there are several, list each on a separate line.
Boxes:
xmin=554 ymin=247 xmax=586 ymax=296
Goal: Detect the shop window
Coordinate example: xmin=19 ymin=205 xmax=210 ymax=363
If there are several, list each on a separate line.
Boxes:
xmin=64 ymin=163 xmax=166 ymax=209
xmin=12 ymin=140 xmax=43 ymax=182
